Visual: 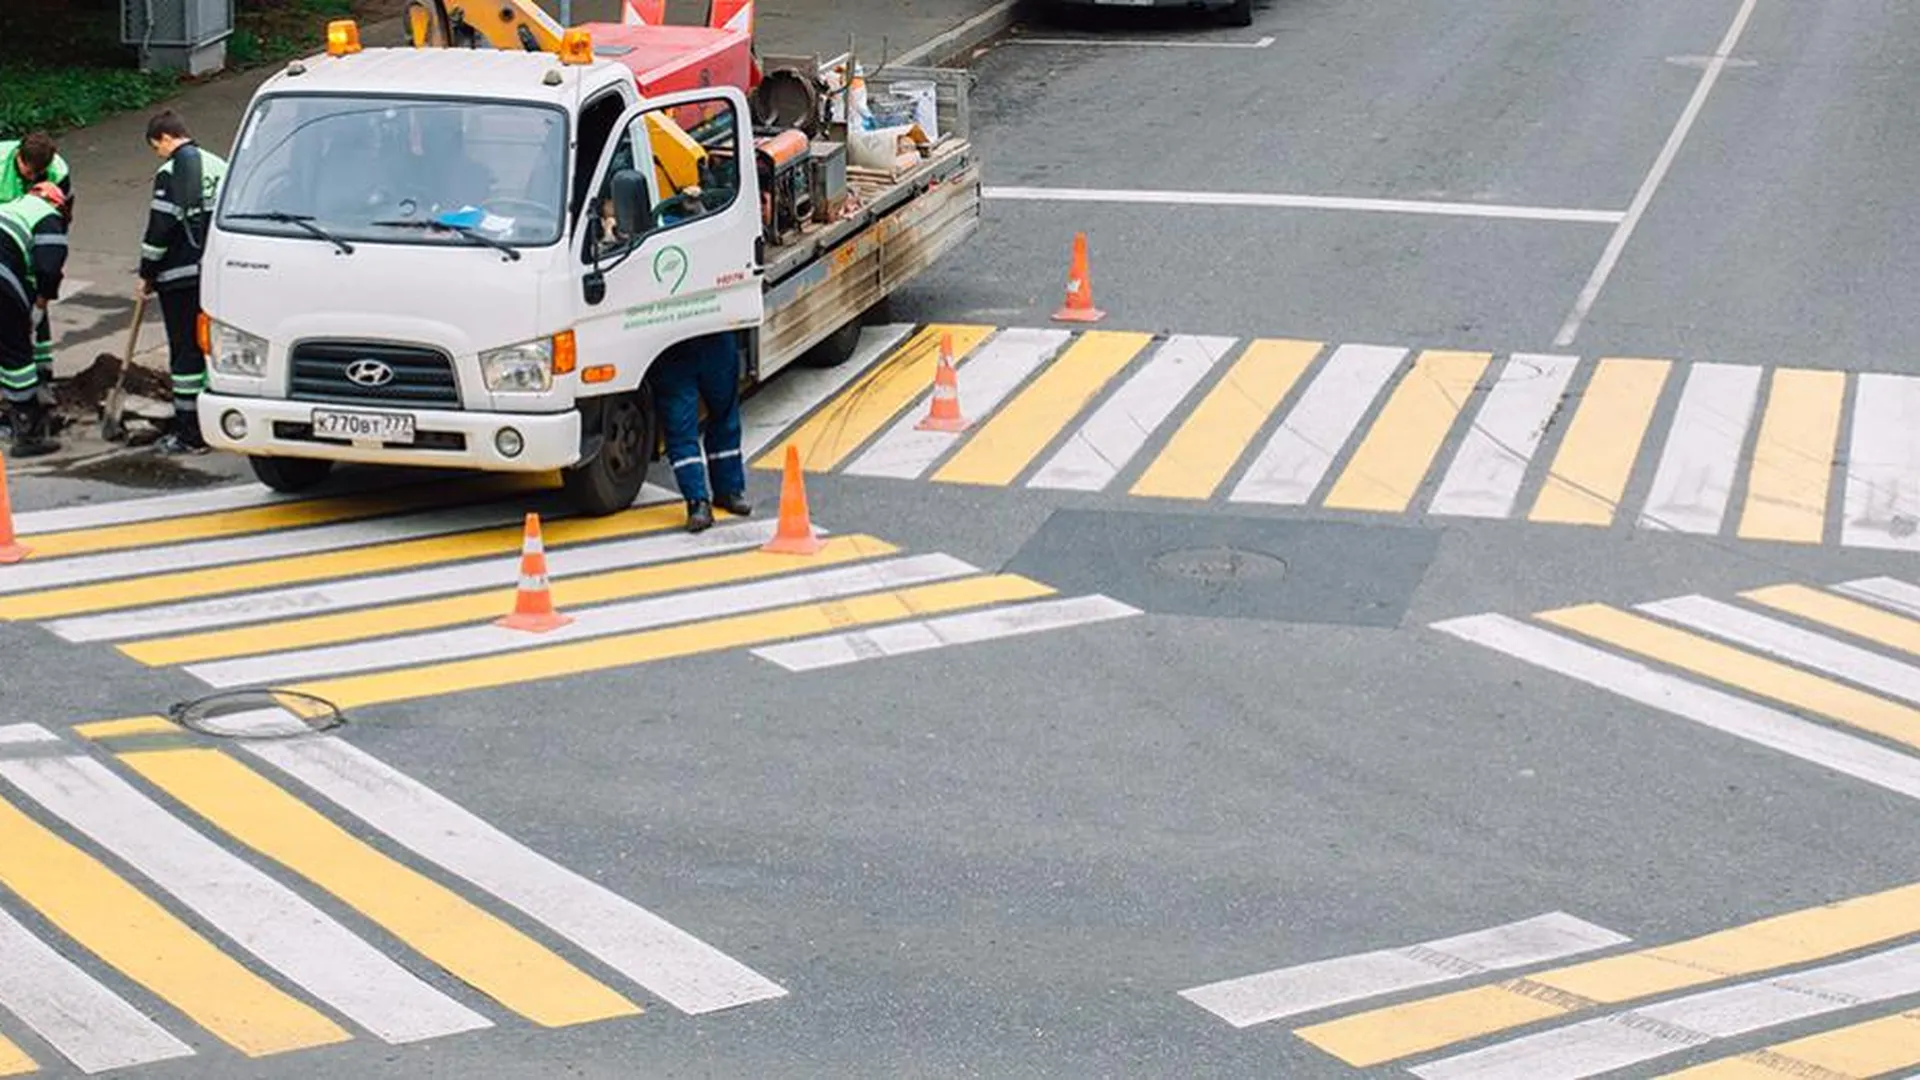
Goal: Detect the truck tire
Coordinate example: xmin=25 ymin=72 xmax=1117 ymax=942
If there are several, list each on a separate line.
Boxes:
xmin=1220 ymin=0 xmax=1253 ymax=27
xmin=249 ymin=455 xmax=334 ymax=493
xmin=562 ymin=386 xmax=655 ymax=516
xmin=797 ymin=317 xmax=866 ymax=369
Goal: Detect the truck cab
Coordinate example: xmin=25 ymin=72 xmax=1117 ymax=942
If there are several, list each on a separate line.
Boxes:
xmin=198 ymin=32 xmax=764 ymax=513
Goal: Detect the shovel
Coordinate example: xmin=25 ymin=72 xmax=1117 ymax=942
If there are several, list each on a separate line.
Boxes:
xmin=101 ymin=291 xmax=146 ymax=443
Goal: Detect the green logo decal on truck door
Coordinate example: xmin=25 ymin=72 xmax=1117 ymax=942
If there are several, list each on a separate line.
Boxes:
xmin=653 ymin=245 xmax=689 ymax=294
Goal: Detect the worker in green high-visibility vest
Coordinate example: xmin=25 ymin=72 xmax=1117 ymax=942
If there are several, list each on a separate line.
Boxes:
xmin=0 ymin=133 xmax=73 ymax=416
xmin=0 ymin=182 xmax=72 ymax=458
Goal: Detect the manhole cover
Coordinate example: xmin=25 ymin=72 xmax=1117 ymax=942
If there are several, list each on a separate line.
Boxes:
xmin=1150 ymin=546 xmax=1286 ymax=584
xmin=170 ymin=689 xmax=345 ymax=739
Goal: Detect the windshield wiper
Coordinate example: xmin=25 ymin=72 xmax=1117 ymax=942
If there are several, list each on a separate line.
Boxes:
xmin=225 ymin=211 xmax=354 ymax=255
xmin=368 ymin=218 xmax=522 ymax=261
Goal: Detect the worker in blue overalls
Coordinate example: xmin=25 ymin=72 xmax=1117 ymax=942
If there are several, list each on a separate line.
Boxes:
xmin=653 ymin=329 xmax=751 ymax=533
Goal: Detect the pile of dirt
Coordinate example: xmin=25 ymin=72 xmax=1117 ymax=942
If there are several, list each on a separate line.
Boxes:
xmin=56 ymin=354 xmax=171 ymax=412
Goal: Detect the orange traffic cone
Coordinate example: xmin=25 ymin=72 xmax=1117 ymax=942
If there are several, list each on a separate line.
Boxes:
xmin=0 ymin=452 xmax=26 ymax=564
xmin=761 ymin=443 xmax=825 ymax=555
xmin=915 ymin=331 xmax=971 ymax=433
xmin=1052 ymin=231 xmax=1106 ymax=323
xmin=495 ymin=513 xmax=572 ymax=632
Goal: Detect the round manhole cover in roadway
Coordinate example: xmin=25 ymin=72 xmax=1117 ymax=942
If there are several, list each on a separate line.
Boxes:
xmin=1149 ymin=546 xmax=1287 ymax=585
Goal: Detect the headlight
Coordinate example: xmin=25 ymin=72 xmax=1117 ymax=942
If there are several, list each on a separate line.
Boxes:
xmin=208 ymin=321 xmax=268 ymax=378
xmin=479 ymin=338 xmax=554 ymax=394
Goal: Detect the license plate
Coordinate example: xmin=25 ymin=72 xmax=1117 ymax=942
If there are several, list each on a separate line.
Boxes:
xmin=311 ymin=408 xmax=416 ymax=444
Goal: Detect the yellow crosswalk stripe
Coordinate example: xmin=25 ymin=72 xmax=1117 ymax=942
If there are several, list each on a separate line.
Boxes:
xmin=288 ymin=574 xmax=1055 ymax=709
xmin=0 ymin=502 xmax=691 ymax=621
xmin=1737 ymin=368 xmax=1846 ymax=544
xmin=1293 ymin=879 xmax=1920 ymax=1066
xmin=1661 ymin=1007 xmax=1920 ymax=1078
xmin=933 ymin=331 xmax=1152 ymax=487
xmin=0 ymin=794 xmax=350 ymax=1057
xmin=122 ymin=535 xmax=899 ymax=666
xmin=120 ymin=748 xmax=640 ymax=1028
xmin=752 ymin=324 xmax=995 ymax=473
xmin=1537 ymin=603 xmax=1920 ymax=750
xmin=1130 ymin=339 xmax=1320 ymax=500
xmin=1743 ymin=584 xmax=1920 ymax=657
xmin=19 ymin=473 xmax=553 ymax=558
xmin=72 ymin=716 xmax=181 ymax=740
xmin=1529 ymin=357 xmax=1672 ymax=526
xmin=1324 ymin=349 xmax=1490 ymax=513
xmin=0 ymin=1035 xmax=32 ymax=1077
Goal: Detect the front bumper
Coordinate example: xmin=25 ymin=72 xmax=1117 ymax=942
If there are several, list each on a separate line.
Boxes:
xmin=198 ymin=393 xmax=582 ymax=472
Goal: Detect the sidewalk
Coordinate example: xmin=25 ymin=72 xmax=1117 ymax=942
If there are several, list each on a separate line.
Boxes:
xmin=37 ymin=0 xmax=1018 ymax=462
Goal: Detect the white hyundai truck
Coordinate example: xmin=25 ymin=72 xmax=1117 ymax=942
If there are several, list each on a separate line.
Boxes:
xmin=196 ymin=24 xmax=980 ymax=514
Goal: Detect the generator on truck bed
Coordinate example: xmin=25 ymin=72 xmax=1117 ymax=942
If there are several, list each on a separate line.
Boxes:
xmin=195 ymin=15 xmax=981 ymax=515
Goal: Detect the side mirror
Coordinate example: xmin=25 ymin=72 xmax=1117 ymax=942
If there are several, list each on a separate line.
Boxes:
xmin=583 ymin=269 xmax=606 ymax=306
xmin=610 ymin=169 xmax=654 ymax=237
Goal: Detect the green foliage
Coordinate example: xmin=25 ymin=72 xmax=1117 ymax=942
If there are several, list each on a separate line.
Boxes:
xmin=0 ymin=66 xmax=179 ymax=139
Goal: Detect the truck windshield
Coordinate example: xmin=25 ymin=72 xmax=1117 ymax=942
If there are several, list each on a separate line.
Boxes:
xmin=218 ymin=94 xmax=568 ymax=248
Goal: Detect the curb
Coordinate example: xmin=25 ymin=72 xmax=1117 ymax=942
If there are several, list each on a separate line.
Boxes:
xmin=891 ymin=0 xmax=1029 ymax=67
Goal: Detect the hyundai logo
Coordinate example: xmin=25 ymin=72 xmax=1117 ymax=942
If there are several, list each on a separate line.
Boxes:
xmin=345 ymin=359 xmax=395 ymax=388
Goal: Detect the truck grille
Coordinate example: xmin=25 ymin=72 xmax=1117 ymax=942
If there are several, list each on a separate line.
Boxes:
xmin=288 ymin=341 xmax=459 ymax=408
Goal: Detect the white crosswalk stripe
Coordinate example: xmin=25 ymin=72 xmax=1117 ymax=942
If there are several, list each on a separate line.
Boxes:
xmin=1230 ymin=344 xmax=1405 ymax=506
xmin=1028 ymin=334 xmax=1235 ymax=492
xmin=0 ymin=906 xmax=195 ymax=1073
xmin=1636 ymin=362 xmax=1762 ymax=534
xmin=845 ymin=328 xmax=1068 ymax=479
xmin=1429 ymin=353 xmax=1578 ymax=519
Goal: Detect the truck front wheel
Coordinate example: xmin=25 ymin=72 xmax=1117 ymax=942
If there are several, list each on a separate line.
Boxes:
xmin=563 ymin=387 xmax=655 ymax=516
xmin=249 ymin=455 xmax=334 ymax=493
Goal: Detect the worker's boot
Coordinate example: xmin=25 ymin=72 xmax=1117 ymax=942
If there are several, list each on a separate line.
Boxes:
xmin=153 ymin=412 xmax=209 ymax=456
xmin=9 ymin=401 xmax=60 ymax=459
xmin=713 ymin=491 xmax=753 ymax=517
xmin=684 ymin=498 xmax=715 ymax=534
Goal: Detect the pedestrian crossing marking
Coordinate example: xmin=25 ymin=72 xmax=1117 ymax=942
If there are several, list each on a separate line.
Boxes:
xmin=753 ymin=323 xmax=995 ymax=473
xmin=1323 ymin=349 xmax=1491 ymax=513
xmin=122 ymin=534 xmax=897 ymax=666
xmin=0 ymin=497 xmax=688 ymax=622
xmin=19 ymin=472 xmax=553 ymax=560
xmin=1231 ymin=343 xmax=1406 ymax=505
xmin=71 ymin=716 xmax=186 ymax=740
xmin=1535 ymin=603 xmax=1920 ymax=751
xmin=284 ymin=573 xmax=1056 ymax=709
xmin=1663 ymin=1007 xmax=1920 ymax=1079
xmin=932 ymin=330 xmax=1152 ymax=487
xmin=1637 ymin=362 xmax=1762 ymax=534
xmin=0 ymin=1037 xmax=30 ymax=1077
xmin=1290 ymin=879 xmax=1920 ymax=1066
xmin=0 ymin=790 xmax=352 ymax=1057
xmin=1528 ymin=357 xmax=1672 ymax=525
xmin=1430 ymin=353 xmax=1580 ymax=520
xmin=1028 ymin=334 xmax=1236 ymax=492
xmin=1842 ymin=371 xmax=1920 ymax=550
xmin=0 ymin=904 xmax=195 ymax=1072
xmin=1743 ymin=583 xmax=1920 ymax=656
xmin=120 ymin=747 xmax=642 ymax=1028
xmin=1738 ymin=367 xmax=1846 ymax=544
xmin=1129 ymin=338 xmax=1320 ymax=500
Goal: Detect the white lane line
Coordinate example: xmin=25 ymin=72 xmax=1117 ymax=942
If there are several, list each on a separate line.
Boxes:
xmin=1638 ymin=595 xmax=1920 ymax=705
xmin=751 ymin=594 xmax=1142 ymax=671
xmin=1431 ymin=613 xmax=1920 ymax=802
xmin=241 ymin=733 xmax=788 ymax=1015
xmin=1177 ymin=912 xmax=1629 ymax=1031
xmin=983 ymin=186 xmax=1625 ymax=225
xmin=186 ymin=553 xmax=977 ymax=687
xmin=1029 ymin=335 xmax=1237 ymax=491
xmin=1428 ymin=353 xmax=1579 ymax=519
xmin=0 ymin=503 xmax=528 ymax=595
xmin=1553 ymin=0 xmax=1762 ymax=346
xmin=0 ymin=745 xmax=490 ymax=1044
xmin=741 ymin=324 xmax=913 ymax=460
xmin=1841 ymin=373 xmax=1920 ymax=552
xmin=1410 ymin=941 xmax=1920 ymax=1080
xmin=844 ymin=328 xmax=1069 ymax=480
xmin=0 ymin=907 xmax=195 ymax=1074
xmin=1229 ymin=344 xmax=1405 ymax=505
xmin=1836 ymin=577 xmax=1920 ymax=620
xmin=48 ymin=518 xmax=787 ymax=644
xmin=1635 ymin=362 xmax=1763 ymax=534
xmin=1006 ymin=35 xmax=1276 ymax=49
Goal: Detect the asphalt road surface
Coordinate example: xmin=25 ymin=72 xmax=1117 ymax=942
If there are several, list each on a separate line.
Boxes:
xmin=4 ymin=1 xmax=1920 ymax=1077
